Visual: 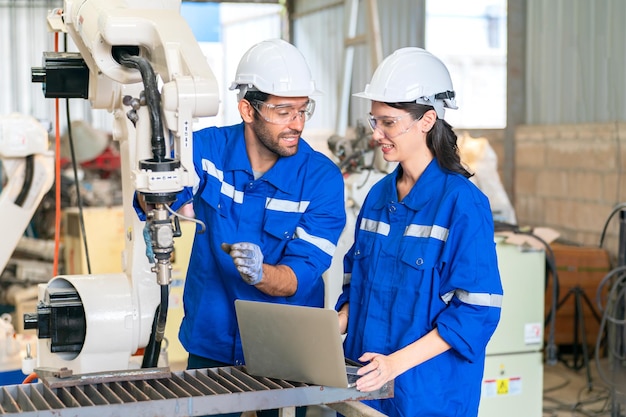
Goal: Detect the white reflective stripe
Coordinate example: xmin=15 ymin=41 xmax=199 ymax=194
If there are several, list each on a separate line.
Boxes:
xmin=441 ymin=289 xmax=503 ymax=308
xmin=431 ymin=225 xmax=449 ymax=241
xmin=221 ymin=182 xmax=244 ymax=204
xmin=191 ymin=169 xmax=201 ymax=195
xmin=405 ymin=224 xmax=449 ymax=242
xmin=202 ymin=158 xmax=223 ymax=181
xmin=295 ymin=226 xmax=336 ymax=257
xmin=343 ymin=272 xmax=352 ymax=285
xmin=360 ymin=218 xmax=390 ymax=236
xmin=441 ymin=290 xmax=454 ymax=304
xmin=266 ymin=198 xmax=310 ymax=213
xmin=202 ymin=158 xmax=244 ymax=203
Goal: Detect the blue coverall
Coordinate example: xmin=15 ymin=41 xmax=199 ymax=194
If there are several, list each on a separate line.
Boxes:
xmin=170 ymin=123 xmax=346 ymax=365
xmin=336 ymin=160 xmax=503 ymax=417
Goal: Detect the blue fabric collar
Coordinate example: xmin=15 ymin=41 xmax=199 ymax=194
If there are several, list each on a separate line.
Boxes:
xmin=221 ymin=122 xmax=311 ymax=194
xmin=373 ymin=159 xmax=445 ymax=210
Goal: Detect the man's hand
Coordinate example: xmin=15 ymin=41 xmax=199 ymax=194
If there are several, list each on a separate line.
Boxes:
xmin=221 ymin=242 xmax=264 ymax=285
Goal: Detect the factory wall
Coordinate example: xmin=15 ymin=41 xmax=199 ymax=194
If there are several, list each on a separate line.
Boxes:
xmin=515 ymin=123 xmax=625 ymax=255
xmin=526 ymin=0 xmax=626 ymax=125
xmin=518 ymin=0 xmax=626 ymax=259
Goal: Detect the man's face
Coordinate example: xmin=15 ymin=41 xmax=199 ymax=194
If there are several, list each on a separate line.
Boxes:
xmin=249 ymin=96 xmax=312 ymax=157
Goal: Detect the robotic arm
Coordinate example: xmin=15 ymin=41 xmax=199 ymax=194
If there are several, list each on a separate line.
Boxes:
xmin=26 ymin=0 xmax=218 ymax=374
xmin=0 ymin=114 xmax=55 ymax=275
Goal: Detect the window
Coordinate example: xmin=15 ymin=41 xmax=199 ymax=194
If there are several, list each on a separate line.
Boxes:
xmin=426 ymin=0 xmax=507 ymax=128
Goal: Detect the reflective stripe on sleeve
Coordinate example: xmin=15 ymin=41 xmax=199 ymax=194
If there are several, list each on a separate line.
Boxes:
xmin=405 ymin=224 xmax=449 ymax=242
xmin=201 ymin=158 xmax=244 ymax=204
xmin=221 ymin=182 xmax=244 ymax=204
xmin=192 ymin=169 xmax=201 ymax=195
xmin=295 ymin=226 xmax=336 ymax=256
xmin=266 ymin=198 xmax=310 ymax=213
xmin=343 ymin=272 xmax=351 ymax=285
xmin=360 ymin=218 xmax=390 ymax=236
xmin=202 ymin=158 xmax=223 ymax=181
xmin=441 ymin=289 xmax=503 ymax=308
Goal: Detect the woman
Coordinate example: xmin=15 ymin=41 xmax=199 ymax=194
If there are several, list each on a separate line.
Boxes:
xmin=336 ymin=47 xmax=503 ymax=417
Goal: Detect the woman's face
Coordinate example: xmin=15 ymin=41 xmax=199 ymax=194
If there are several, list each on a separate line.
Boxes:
xmin=368 ymin=101 xmax=423 ymax=163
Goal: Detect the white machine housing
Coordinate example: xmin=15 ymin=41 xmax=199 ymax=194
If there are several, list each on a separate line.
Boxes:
xmin=33 ymin=0 xmax=219 ymax=373
xmin=0 ymin=113 xmax=55 ymax=274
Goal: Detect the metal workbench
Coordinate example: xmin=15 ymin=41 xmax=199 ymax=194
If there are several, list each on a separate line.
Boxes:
xmin=0 ymin=366 xmax=392 ymax=416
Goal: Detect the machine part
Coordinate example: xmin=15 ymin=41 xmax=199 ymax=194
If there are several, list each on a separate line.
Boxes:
xmin=31 ymin=52 xmax=89 ymax=99
xmin=24 ymin=274 xmax=136 ymax=374
xmin=140 ymin=286 xmax=168 ymax=369
xmin=36 ymin=366 xmax=170 ymax=388
xmin=0 ymin=366 xmax=392 ymax=416
xmin=0 ymin=113 xmax=55 ymax=280
xmin=115 ymin=50 xmax=167 ymax=166
xmin=23 ymin=287 xmax=86 ymax=354
xmin=327 ymin=121 xmax=376 ymax=173
xmin=28 ymin=0 xmax=219 ymax=375
xmin=145 ymin=204 xmax=181 ymax=284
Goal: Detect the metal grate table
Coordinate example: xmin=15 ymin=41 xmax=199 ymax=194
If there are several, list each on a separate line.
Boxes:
xmin=0 ymin=366 xmax=392 ymax=417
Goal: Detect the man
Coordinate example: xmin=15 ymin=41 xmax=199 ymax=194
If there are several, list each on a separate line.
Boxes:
xmin=141 ymin=38 xmax=346 ymax=416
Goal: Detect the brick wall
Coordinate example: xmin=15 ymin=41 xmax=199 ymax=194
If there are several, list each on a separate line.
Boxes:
xmin=515 ymin=123 xmax=626 ymax=259
xmin=457 ymin=125 xmax=626 ymax=261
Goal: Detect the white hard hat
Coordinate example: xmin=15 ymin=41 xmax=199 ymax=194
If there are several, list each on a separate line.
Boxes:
xmin=229 ymin=38 xmax=322 ymax=100
xmin=354 ymin=47 xmax=458 ymax=118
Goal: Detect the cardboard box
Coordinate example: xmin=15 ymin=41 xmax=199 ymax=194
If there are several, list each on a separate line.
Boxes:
xmin=545 ymin=243 xmax=611 ymax=349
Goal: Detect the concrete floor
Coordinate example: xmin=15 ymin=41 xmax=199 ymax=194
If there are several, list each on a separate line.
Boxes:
xmin=543 ymin=356 xmax=625 ymax=417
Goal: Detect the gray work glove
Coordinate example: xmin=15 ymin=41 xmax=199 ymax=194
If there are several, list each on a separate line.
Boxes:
xmin=221 ymin=242 xmax=264 ymax=285
xmin=143 ymin=223 xmax=155 ymax=264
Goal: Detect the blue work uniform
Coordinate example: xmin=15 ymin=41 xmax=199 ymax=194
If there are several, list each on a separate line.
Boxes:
xmin=169 ymin=123 xmax=345 ymax=365
xmin=336 ymin=160 xmax=503 ymax=417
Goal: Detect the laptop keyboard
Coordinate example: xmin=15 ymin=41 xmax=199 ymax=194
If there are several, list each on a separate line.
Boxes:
xmin=346 ymin=364 xmax=361 ymax=387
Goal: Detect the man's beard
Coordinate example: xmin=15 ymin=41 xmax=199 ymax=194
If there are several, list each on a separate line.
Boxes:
xmin=252 ymin=120 xmax=300 ymax=158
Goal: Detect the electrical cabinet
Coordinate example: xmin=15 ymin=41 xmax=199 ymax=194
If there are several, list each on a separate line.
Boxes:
xmin=478 ymin=238 xmax=545 ymax=417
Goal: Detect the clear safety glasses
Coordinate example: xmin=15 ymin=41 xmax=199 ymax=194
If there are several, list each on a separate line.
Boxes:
xmin=251 ymin=99 xmax=316 ymax=125
xmin=366 ymin=113 xmax=421 ymax=139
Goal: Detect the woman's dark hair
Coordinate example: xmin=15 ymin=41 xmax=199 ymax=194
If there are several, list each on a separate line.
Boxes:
xmin=388 ymin=102 xmax=472 ymax=179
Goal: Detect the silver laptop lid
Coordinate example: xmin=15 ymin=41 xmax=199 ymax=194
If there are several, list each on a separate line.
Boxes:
xmin=235 ymin=299 xmax=352 ymax=388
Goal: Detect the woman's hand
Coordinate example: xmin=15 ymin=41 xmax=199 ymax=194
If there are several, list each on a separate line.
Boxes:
xmin=355 ymin=352 xmax=395 ymax=392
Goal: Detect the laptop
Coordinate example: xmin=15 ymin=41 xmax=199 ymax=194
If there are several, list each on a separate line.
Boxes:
xmin=234 ymin=299 xmax=361 ymax=388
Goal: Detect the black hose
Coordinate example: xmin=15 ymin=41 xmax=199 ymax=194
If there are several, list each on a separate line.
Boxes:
xmin=141 ymin=284 xmax=169 ymax=368
xmin=117 ymin=51 xmax=166 ymax=162
xmin=14 ymin=154 xmax=34 ymax=207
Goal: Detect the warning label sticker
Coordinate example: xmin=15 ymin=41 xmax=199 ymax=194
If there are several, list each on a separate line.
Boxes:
xmin=482 ymin=376 xmax=522 ymax=397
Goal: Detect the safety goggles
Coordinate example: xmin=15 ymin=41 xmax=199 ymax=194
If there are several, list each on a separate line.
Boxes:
xmin=366 ymin=113 xmax=421 ymax=139
xmin=250 ymin=99 xmax=316 ymax=125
